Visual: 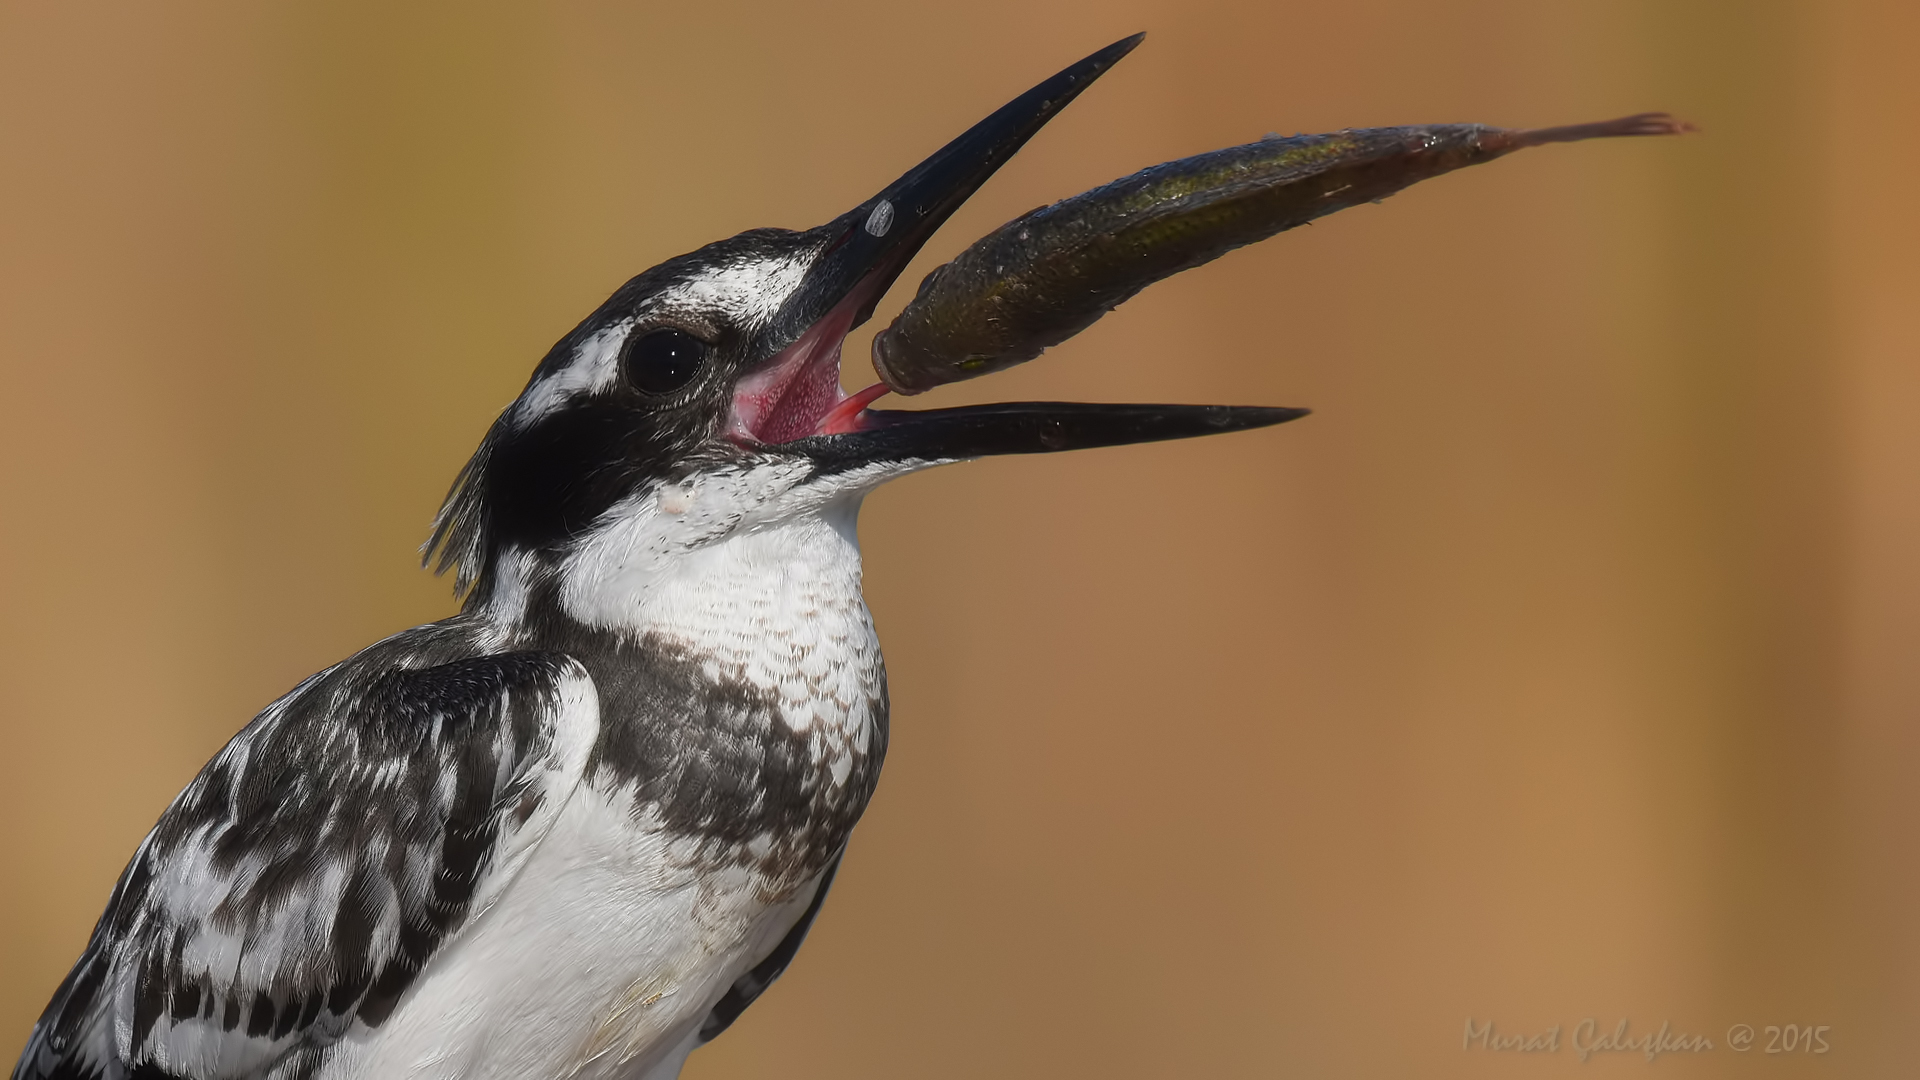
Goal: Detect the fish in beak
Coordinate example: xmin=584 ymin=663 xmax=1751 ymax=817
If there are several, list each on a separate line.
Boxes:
xmin=728 ymin=32 xmax=1689 ymax=469
xmin=728 ymin=32 xmax=1308 ymax=467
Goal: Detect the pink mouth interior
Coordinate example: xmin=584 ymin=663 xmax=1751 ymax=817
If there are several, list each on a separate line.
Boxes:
xmin=729 ymin=295 xmax=893 ymax=445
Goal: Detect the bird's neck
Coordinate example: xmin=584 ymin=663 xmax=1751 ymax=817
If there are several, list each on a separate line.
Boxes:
xmin=476 ymin=494 xmax=888 ymax=884
xmin=481 ymin=475 xmax=883 ymax=703
xmin=565 ymin=506 xmax=874 ymax=672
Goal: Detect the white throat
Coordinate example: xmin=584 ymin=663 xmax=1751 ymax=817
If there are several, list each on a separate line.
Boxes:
xmin=554 ymin=460 xmax=864 ymax=638
xmin=520 ymin=458 xmax=918 ymax=743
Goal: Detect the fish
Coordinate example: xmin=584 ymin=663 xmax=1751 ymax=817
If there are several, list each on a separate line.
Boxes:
xmin=870 ymin=113 xmax=1693 ymax=395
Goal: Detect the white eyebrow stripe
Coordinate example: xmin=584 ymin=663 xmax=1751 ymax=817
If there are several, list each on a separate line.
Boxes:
xmin=511 ymin=323 xmax=629 ymax=429
xmin=506 ymin=246 xmax=818 ymax=431
xmin=673 ymin=254 xmax=811 ymax=326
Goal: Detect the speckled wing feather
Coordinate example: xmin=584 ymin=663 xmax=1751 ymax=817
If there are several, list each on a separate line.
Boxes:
xmin=13 ymin=632 xmax=599 ymax=1080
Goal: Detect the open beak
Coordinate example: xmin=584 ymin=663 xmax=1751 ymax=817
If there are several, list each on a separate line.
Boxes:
xmin=729 ymin=32 xmax=1307 ymax=462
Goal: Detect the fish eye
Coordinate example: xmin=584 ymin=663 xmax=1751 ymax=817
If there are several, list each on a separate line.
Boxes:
xmin=622 ymin=328 xmax=710 ymax=395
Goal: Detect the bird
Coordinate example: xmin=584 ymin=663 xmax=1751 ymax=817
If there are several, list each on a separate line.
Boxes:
xmin=11 ymin=35 xmax=1300 ymax=1080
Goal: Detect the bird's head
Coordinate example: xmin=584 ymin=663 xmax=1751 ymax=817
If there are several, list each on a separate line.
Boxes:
xmin=428 ymin=35 xmax=1299 ymax=610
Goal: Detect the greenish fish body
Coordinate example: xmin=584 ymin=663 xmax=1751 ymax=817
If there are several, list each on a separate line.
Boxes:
xmin=872 ymin=113 xmax=1690 ymax=394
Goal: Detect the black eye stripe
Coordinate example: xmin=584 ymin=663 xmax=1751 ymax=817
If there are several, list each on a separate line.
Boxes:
xmin=622 ymin=328 xmax=710 ymax=395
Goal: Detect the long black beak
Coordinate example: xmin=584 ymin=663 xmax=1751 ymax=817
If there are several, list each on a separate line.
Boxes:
xmin=767 ymin=33 xmax=1142 ymax=346
xmin=787 ymin=401 xmax=1307 ymax=467
xmin=772 ymin=33 xmax=1307 ymax=464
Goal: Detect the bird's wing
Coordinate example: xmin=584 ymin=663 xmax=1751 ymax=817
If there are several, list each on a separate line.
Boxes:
xmin=13 ymin=646 xmax=599 ymax=1080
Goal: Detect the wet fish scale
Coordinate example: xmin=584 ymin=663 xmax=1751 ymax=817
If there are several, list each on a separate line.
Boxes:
xmin=873 ymin=115 xmax=1691 ymax=395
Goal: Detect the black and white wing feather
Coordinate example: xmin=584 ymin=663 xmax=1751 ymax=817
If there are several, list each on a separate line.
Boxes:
xmin=14 ymin=637 xmax=598 ymax=1080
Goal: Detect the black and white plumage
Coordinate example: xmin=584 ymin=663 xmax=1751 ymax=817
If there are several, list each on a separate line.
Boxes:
xmin=22 ymin=640 xmax=599 ymax=1079
xmin=14 ymin=37 xmax=1300 ymax=1080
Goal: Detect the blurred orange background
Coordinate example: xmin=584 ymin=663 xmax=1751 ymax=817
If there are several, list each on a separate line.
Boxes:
xmin=2 ymin=2 xmax=1914 ymax=1077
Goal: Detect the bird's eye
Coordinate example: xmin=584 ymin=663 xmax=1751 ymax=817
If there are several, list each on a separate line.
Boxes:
xmin=622 ymin=328 xmax=710 ymax=395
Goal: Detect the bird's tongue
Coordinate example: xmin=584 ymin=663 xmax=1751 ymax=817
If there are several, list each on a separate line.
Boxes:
xmin=731 ymin=331 xmax=845 ymax=444
xmin=731 ymin=294 xmax=891 ymax=444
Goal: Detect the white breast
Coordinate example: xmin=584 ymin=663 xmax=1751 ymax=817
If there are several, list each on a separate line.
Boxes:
xmin=327 ymin=788 xmax=828 ymax=1080
xmin=554 ymin=460 xmax=890 ymax=762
